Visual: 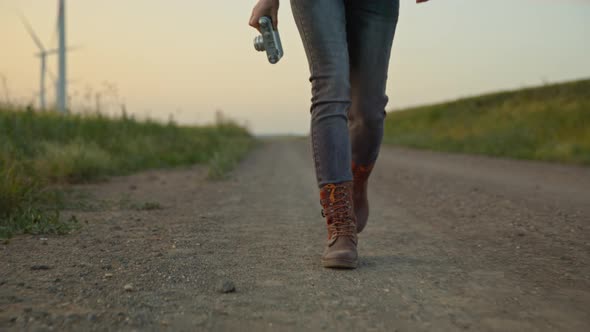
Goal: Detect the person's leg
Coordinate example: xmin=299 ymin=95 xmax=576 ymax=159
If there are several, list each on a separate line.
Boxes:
xmin=345 ymin=0 xmax=400 ymax=232
xmin=346 ymin=0 xmax=399 ymax=167
xmin=290 ymin=0 xmax=352 ymax=187
xmin=291 ymin=0 xmax=358 ymax=269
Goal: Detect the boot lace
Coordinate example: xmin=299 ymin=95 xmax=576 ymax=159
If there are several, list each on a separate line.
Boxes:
xmin=321 ymin=184 xmax=356 ymax=238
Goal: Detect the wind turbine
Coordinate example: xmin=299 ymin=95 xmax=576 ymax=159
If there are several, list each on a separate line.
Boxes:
xmin=19 ymin=14 xmax=50 ymax=110
xmin=20 ymin=1 xmax=75 ymax=112
xmin=56 ymin=0 xmax=67 ymax=113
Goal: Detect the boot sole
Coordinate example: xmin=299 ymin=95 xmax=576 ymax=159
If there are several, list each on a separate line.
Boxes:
xmin=322 ymin=258 xmax=358 ymax=269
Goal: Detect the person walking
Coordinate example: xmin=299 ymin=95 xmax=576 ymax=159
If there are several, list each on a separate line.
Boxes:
xmin=249 ymin=0 xmax=428 ymax=269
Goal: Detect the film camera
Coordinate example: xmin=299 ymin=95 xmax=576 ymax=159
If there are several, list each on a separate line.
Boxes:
xmin=253 ymin=16 xmax=284 ymax=64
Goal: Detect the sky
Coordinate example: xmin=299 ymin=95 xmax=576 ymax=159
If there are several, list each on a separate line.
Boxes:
xmin=1 ymin=0 xmax=589 ymax=135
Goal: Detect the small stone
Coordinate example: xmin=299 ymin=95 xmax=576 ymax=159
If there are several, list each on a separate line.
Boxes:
xmin=216 ymin=280 xmax=236 ymax=294
xmin=40 ymin=238 xmax=48 ymax=245
xmin=87 ymin=313 xmax=98 ymax=322
xmin=104 ymin=273 xmax=113 ymax=279
xmin=31 ymin=265 xmax=51 ymax=271
xmin=123 ymin=284 xmax=134 ymax=292
xmin=36 ymin=311 xmax=50 ymax=319
xmin=65 ymin=313 xmax=81 ymax=324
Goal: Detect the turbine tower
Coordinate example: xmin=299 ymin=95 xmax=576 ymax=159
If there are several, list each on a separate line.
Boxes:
xmin=56 ymin=0 xmax=67 ymax=113
xmin=19 ymin=15 xmax=50 ymax=110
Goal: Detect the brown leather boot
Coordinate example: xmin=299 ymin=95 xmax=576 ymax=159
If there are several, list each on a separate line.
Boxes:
xmin=320 ymin=182 xmax=358 ymax=269
xmin=352 ymin=162 xmax=374 ymax=233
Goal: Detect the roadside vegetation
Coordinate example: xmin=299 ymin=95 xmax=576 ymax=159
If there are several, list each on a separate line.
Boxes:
xmin=0 ymin=106 xmax=255 ymax=238
xmin=384 ymin=78 xmax=590 ymax=165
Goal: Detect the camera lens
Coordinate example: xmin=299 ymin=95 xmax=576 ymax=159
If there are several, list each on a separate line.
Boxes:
xmin=254 ymin=35 xmax=265 ymax=51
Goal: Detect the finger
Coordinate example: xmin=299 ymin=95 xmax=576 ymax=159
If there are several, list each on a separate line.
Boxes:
xmin=249 ymin=16 xmax=260 ymax=31
xmin=271 ymin=9 xmax=279 ymax=29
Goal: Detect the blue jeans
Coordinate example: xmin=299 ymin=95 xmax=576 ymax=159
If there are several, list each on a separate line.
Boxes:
xmin=291 ymin=0 xmax=400 ymax=187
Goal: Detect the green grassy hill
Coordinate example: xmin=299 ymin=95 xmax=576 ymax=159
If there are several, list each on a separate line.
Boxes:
xmin=0 ymin=107 xmax=255 ymax=238
xmin=383 ymin=79 xmax=590 ymax=164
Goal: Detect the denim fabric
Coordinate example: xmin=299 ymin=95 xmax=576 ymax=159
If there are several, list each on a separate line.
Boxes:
xmin=291 ymin=0 xmax=400 ymax=187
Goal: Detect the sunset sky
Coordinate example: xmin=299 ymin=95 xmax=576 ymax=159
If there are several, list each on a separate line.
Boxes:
xmin=1 ymin=0 xmax=589 ymax=134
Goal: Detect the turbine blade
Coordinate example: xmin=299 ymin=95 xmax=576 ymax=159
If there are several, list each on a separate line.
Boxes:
xmin=43 ymin=45 xmax=84 ymax=56
xmin=46 ymin=67 xmax=57 ymax=81
xmin=42 ymin=49 xmax=58 ymax=56
xmin=18 ymin=12 xmax=45 ymax=51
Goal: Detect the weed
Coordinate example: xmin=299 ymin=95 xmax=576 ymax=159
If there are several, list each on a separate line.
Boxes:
xmin=135 ymin=202 xmax=163 ymax=211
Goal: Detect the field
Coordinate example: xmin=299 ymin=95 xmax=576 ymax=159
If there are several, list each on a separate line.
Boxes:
xmin=1 ymin=85 xmax=589 ymax=331
xmin=384 ymin=79 xmax=590 ymax=164
xmin=0 ymin=107 xmax=255 ymax=238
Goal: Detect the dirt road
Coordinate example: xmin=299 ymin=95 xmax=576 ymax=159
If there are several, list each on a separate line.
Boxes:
xmin=1 ymin=138 xmax=590 ymax=331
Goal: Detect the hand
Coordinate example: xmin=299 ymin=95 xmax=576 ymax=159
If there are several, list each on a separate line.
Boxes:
xmin=249 ymin=0 xmax=280 ymax=32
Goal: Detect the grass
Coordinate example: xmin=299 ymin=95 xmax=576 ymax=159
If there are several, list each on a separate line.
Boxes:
xmin=383 ymin=78 xmax=590 ymax=164
xmin=0 ymin=106 xmax=256 ymax=238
